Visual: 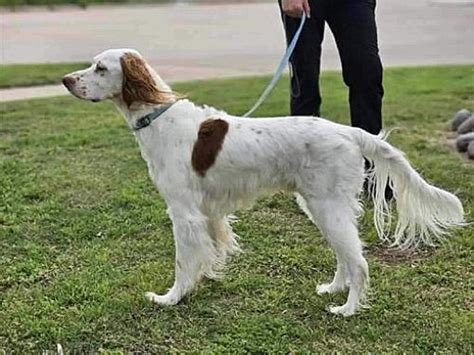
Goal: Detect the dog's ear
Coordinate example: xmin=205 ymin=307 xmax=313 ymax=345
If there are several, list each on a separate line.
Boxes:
xmin=120 ymin=52 xmax=175 ymax=107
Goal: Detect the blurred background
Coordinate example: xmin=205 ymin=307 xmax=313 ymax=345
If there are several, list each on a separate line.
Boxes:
xmin=2 ymin=0 xmax=473 ymax=84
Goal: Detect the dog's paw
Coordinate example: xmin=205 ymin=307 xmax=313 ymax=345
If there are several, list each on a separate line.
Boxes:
xmin=317 ymin=283 xmax=345 ymax=295
xmin=145 ymin=292 xmax=178 ymax=306
xmin=328 ymin=304 xmax=356 ymax=317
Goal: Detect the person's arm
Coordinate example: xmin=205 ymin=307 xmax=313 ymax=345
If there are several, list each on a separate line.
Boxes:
xmin=281 ymin=0 xmax=311 ymax=18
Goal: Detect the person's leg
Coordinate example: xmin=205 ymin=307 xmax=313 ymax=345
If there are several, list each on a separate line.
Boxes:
xmin=326 ymin=0 xmax=384 ymax=134
xmin=278 ymin=0 xmax=326 ymax=116
xmin=327 ymin=0 xmax=391 ymax=199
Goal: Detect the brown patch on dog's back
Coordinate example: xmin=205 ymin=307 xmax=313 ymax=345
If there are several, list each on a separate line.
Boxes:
xmin=192 ymin=118 xmax=229 ymax=177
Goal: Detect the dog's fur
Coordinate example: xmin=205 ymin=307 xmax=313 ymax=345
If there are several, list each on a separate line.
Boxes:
xmin=63 ymin=49 xmax=465 ymax=316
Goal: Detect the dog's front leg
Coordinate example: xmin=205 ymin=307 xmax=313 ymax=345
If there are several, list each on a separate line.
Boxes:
xmin=146 ymin=211 xmax=219 ymax=306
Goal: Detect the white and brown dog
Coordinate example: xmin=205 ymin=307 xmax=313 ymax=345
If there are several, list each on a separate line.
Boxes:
xmin=63 ymin=49 xmax=464 ymax=316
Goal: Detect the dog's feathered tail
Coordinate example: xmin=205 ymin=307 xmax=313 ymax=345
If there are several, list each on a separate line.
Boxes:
xmin=353 ymin=129 xmax=465 ymax=248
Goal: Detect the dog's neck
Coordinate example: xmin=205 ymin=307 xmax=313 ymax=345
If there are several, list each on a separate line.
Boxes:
xmin=112 ymin=96 xmax=178 ymax=130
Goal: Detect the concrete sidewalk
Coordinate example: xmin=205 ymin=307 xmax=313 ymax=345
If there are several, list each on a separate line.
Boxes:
xmin=1 ymin=0 xmax=473 ymax=101
xmin=0 ymin=85 xmax=69 ymax=102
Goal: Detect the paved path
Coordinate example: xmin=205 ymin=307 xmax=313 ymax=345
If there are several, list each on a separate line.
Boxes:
xmin=1 ymin=0 xmax=473 ymax=101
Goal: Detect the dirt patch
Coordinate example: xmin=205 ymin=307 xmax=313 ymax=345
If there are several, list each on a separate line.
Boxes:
xmin=367 ymin=244 xmax=435 ymax=265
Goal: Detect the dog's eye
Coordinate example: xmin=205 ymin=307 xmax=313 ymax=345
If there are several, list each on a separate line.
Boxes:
xmin=95 ymin=63 xmax=107 ymax=73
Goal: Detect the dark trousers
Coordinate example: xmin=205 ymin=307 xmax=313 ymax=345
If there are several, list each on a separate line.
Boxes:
xmin=279 ymin=0 xmax=384 ymax=134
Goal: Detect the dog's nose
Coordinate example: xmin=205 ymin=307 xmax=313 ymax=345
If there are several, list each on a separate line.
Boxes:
xmin=62 ymin=76 xmax=76 ymax=89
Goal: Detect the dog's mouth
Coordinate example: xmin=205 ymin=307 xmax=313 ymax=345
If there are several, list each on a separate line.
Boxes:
xmin=64 ymin=87 xmax=101 ymax=103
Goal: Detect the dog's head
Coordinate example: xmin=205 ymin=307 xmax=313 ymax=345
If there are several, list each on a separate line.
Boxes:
xmin=63 ymin=49 xmax=176 ymax=107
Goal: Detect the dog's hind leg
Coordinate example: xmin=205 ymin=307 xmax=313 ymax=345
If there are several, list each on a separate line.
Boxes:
xmin=146 ymin=209 xmax=220 ymax=306
xmin=295 ymin=193 xmax=348 ymax=294
xmin=305 ymin=196 xmax=368 ymax=317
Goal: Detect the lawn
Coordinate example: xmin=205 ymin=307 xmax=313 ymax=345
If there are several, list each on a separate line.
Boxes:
xmin=0 ymin=65 xmax=473 ymax=353
xmin=0 ymin=63 xmax=87 ymax=89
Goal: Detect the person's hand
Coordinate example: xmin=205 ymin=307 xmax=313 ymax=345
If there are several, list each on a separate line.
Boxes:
xmin=282 ymin=0 xmax=311 ymax=18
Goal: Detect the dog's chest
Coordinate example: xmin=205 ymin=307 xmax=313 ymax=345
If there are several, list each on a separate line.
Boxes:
xmin=135 ymin=125 xmax=195 ymax=193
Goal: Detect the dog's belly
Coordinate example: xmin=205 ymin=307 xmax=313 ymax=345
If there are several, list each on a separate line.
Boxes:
xmin=200 ymin=167 xmax=295 ymax=213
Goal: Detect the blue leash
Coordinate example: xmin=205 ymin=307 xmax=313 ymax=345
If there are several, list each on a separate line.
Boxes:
xmin=243 ymin=14 xmax=307 ymax=117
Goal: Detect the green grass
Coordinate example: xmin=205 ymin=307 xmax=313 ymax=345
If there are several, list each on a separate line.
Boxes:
xmin=1 ymin=65 xmax=473 ymax=353
xmin=0 ymin=63 xmax=87 ymax=89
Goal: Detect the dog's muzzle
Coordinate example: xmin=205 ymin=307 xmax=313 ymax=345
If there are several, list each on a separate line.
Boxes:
xmin=62 ymin=76 xmax=76 ymax=90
